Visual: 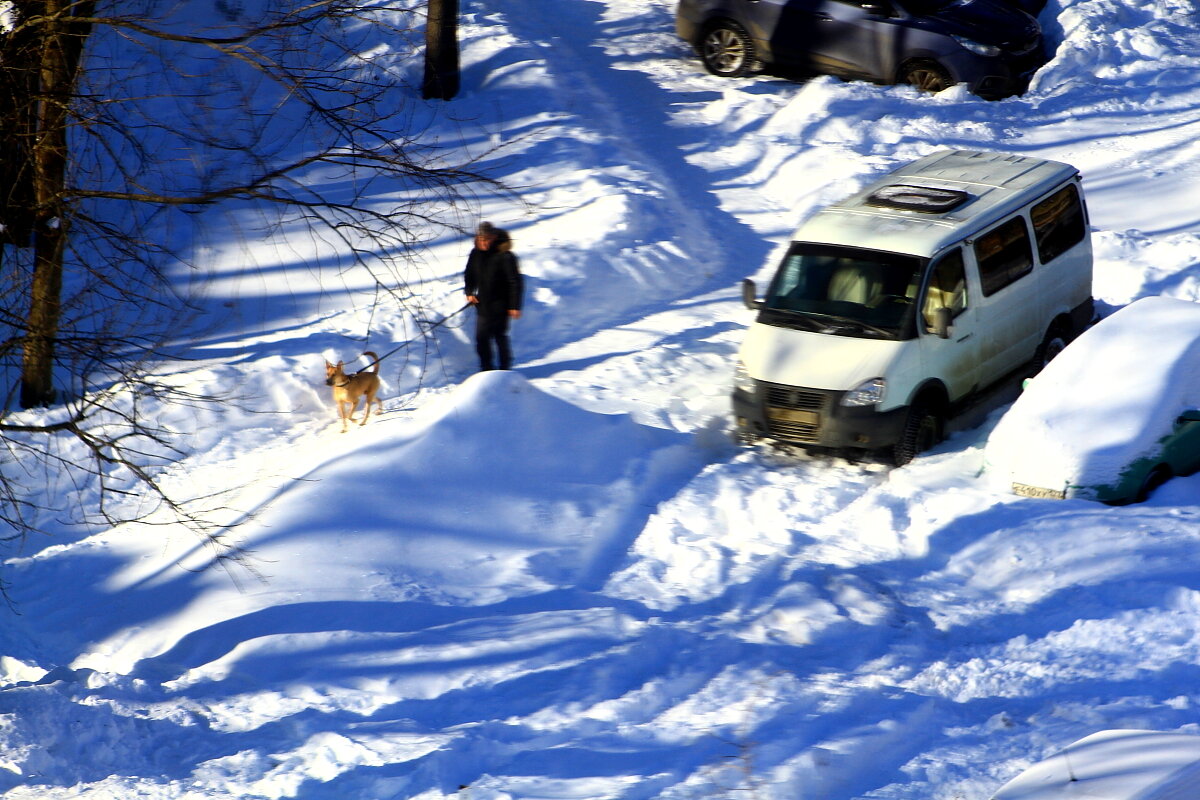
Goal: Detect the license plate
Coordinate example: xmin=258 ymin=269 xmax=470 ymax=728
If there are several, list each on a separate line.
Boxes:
xmin=768 ymin=407 xmax=819 ymax=426
xmin=1012 ymin=482 xmax=1066 ymax=500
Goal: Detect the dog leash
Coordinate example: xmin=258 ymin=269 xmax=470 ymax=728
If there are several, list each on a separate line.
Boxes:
xmin=364 ymin=302 xmax=472 ymax=367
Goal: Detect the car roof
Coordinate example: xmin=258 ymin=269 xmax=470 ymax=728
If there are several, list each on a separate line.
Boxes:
xmin=792 ymin=149 xmax=1080 ymax=258
xmin=1009 ymin=295 xmax=1200 ymax=437
xmin=990 ymin=730 xmax=1200 ymax=800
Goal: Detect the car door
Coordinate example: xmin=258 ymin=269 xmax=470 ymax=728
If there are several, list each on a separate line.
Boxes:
xmin=1165 ymin=409 xmax=1200 ymax=476
xmin=804 ymin=0 xmax=893 ymax=80
xmin=918 ymin=247 xmax=979 ymax=401
xmin=755 ymin=0 xmax=825 ymax=69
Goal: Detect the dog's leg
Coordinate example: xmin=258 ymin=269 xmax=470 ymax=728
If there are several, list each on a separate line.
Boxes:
xmin=360 ymin=391 xmax=376 ymax=426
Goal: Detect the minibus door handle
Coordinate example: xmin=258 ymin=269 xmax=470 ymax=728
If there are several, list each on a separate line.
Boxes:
xmin=956 ymin=333 xmax=973 ymax=343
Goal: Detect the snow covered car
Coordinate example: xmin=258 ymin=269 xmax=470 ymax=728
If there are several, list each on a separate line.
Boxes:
xmin=675 ymin=0 xmax=1046 ymax=99
xmin=989 ymin=729 xmax=1200 ymax=800
xmin=984 ymin=296 xmax=1200 ymax=504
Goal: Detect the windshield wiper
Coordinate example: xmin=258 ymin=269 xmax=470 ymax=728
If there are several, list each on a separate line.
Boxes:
xmin=759 ymin=307 xmax=825 ymax=331
xmin=809 ymin=313 xmax=893 ymax=338
xmin=761 ymin=307 xmax=894 ymax=338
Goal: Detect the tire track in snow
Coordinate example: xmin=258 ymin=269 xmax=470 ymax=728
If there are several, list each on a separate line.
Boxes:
xmin=470 ymin=0 xmax=778 ymax=358
xmin=464 ymin=0 xmax=905 ymax=609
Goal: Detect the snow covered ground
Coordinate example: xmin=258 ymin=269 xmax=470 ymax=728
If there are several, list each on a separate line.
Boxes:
xmin=3 ymin=0 xmax=1200 ymax=798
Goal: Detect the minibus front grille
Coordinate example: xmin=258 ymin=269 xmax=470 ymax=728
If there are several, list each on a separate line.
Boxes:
xmin=762 ymin=385 xmax=830 ymax=443
xmin=765 ymin=386 xmax=825 ymax=410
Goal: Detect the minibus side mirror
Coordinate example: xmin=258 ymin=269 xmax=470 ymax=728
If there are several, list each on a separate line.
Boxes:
xmin=741 ymin=278 xmax=761 ymax=311
xmin=1177 ymin=409 xmax=1200 ymax=425
xmin=932 ymin=306 xmax=952 ymax=339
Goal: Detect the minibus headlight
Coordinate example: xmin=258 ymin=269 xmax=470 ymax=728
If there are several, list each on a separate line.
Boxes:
xmin=733 ymin=361 xmax=756 ymax=394
xmin=842 ymin=377 xmax=886 ymax=407
xmin=952 ymin=35 xmax=1002 ymax=57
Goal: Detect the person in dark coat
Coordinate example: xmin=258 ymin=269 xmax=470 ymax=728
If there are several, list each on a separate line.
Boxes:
xmin=464 ymin=222 xmax=523 ymax=371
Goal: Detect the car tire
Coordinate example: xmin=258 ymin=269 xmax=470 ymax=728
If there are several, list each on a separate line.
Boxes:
xmin=700 ymin=21 xmax=756 ymax=78
xmin=1134 ymin=464 xmax=1173 ymax=503
xmin=900 ymin=60 xmax=953 ymax=94
xmin=1032 ymin=323 xmax=1070 ymax=375
xmin=892 ymin=403 xmax=942 ymax=466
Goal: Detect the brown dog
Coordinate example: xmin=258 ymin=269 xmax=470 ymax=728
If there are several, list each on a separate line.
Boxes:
xmin=324 ymin=351 xmax=381 ymax=432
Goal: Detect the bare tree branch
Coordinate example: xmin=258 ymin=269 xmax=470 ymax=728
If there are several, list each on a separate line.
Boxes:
xmin=0 ymin=0 xmax=510 ymax=586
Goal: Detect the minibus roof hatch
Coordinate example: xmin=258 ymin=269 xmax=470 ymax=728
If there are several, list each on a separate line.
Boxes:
xmin=865 ymin=184 xmax=970 ymax=213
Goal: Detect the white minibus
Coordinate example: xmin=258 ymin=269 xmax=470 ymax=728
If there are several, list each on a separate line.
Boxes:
xmin=734 ymin=149 xmax=1094 ymax=464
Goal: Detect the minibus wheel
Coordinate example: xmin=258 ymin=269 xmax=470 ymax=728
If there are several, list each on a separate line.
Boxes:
xmin=893 ymin=403 xmax=942 ymax=466
xmin=1032 ymin=322 xmax=1070 ymax=374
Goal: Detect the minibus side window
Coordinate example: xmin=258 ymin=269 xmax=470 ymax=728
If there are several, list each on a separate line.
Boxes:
xmin=921 ymin=249 xmax=967 ymax=332
xmin=975 ymin=216 xmax=1033 ymax=296
xmin=1031 ymin=184 xmax=1085 ymax=264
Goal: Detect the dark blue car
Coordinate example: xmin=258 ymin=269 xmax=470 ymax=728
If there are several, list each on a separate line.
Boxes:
xmin=676 ymin=0 xmax=1047 ymax=99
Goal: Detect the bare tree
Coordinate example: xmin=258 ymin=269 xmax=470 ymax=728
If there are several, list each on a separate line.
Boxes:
xmin=422 ymin=0 xmax=458 ymax=100
xmin=0 ymin=0 xmax=495 ymax=564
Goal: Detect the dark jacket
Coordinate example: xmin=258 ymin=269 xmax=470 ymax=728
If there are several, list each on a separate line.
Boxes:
xmin=464 ymin=241 xmax=523 ymax=315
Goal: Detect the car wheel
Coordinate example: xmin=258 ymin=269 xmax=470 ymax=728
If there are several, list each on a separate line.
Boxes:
xmin=892 ymin=403 xmax=942 ymax=466
xmin=1032 ymin=324 xmax=1070 ymax=375
xmin=900 ymin=60 xmax=953 ymax=94
xmin=701 ymin=21 xmax=756 ymax=78
xmin=1134 ymin=464 xmax=1173 ymax=503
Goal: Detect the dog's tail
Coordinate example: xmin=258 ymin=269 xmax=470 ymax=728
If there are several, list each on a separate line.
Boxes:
xmin=362 ymin=351 xmax=380 ymax=373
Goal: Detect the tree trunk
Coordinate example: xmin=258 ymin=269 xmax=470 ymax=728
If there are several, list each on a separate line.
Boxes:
xmin=422 ymin=0 xmax=459 ymax=100
xmin=0 ymin=1 xmax=39 ymax=247
xmin=19 ymin=0 xmax=94 ymax=408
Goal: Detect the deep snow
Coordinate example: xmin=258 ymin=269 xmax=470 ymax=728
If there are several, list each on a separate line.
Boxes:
xmin=3 ymin=0 xmax=1200 ymax=798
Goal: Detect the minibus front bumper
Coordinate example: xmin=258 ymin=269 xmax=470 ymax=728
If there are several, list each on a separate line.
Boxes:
xmin=732 ymin=381 xmax=909 ymax=451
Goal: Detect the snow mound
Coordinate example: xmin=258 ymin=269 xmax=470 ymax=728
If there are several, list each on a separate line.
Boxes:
xmin=227 ymin=370 xmax=701 ymax=607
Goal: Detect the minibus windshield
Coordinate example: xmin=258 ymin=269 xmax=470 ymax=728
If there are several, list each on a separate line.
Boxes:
xmin=760 ymin=243 xmax=923 ymax=339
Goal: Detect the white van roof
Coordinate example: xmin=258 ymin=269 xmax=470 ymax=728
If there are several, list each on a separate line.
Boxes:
xmin=794 ymin=150 xmax=1081 ymax=258
xmin=990 ymin=730 xmax=1200 ymax=800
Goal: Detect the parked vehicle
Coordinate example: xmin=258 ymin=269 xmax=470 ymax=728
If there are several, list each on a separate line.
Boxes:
xmin=733 ymin=149 xmax=1093 ymax=465
xmin=990 ymin=729 xmax=1200 ymax=800
xmin=675 ymin=0 xmax=1046 ymax=99
xmin=1005 ymin=0 xmax=1047 ymax=14
xmin=984 ymin=296 xmax=1200 ymax=504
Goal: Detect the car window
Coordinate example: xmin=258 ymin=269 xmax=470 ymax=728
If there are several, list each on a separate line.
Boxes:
xmin=1031 ymin=183 xmax=1085 ymax=264
xmin=975 ymin=216 xmax=1033 ymax=296
xmin=921 ymin=248 xmax=967 ymax=331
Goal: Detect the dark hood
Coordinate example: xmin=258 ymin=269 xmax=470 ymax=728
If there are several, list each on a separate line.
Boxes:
xmin=917 ymin=0 xmax=1041 ymax=49
xmin=1005 ymin=0 xmax=1047 ymax=15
